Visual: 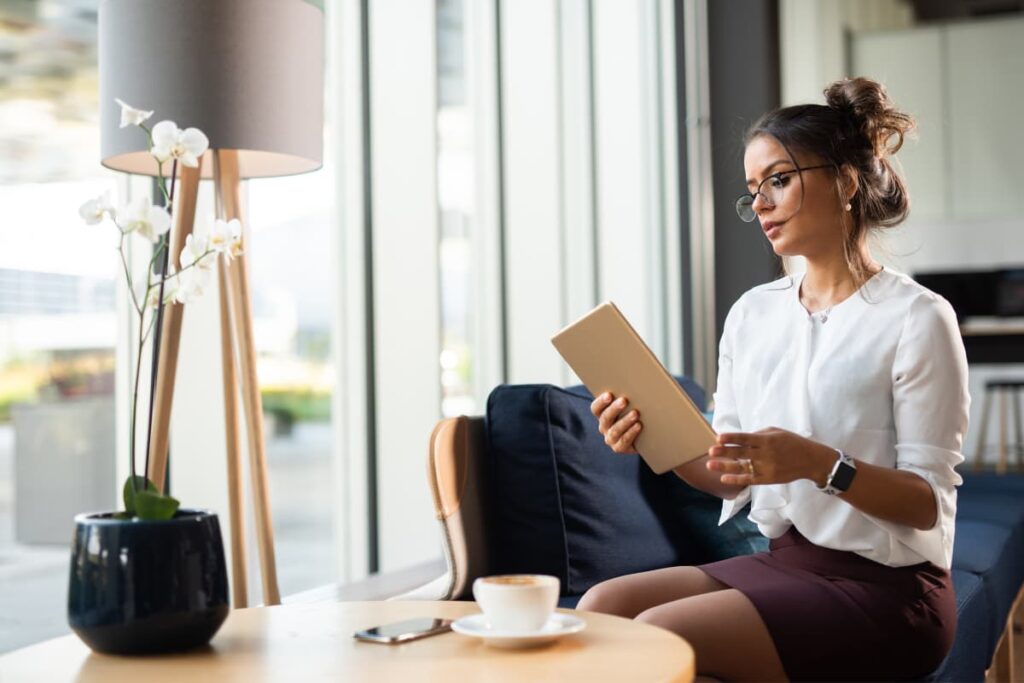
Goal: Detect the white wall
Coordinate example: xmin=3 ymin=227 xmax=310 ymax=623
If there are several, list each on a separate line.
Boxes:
xmin=780 ymin=0 xmax=914 ymax=106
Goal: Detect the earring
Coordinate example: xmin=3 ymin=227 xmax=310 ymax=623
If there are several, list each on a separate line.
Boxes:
xmin=844 ymin=203 xmax=852 ymax=212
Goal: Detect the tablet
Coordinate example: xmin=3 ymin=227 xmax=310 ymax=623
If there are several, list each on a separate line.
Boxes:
xmin=550 ymin=301 xmax=717 ymax=474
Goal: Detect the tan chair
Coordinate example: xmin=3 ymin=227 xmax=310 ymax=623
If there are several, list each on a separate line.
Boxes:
xmin=390 ymin=417 xmax=490 ymax=601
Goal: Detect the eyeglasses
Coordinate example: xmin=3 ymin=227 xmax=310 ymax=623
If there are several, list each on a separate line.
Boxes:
xmin=735 ymin=164 xmax=834 ymax=223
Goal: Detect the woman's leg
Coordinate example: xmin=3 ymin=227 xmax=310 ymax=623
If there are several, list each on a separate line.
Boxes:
xmin=636 ymin=589 xmax=788 ymax=682
xmin=576 ymin=566 xmax=729 ymax=619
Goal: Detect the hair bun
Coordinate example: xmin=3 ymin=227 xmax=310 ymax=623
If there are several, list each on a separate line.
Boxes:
xmin=824 ymin=77 xmax=915 ymax=159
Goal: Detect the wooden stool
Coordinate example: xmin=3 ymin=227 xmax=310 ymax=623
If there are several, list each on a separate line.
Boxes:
xmin=973 ymin=379 xmax=1024 ymax=474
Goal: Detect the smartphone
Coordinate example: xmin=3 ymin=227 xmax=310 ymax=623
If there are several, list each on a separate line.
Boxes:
xmin=353 ymin=617 xmax=454 ymax=644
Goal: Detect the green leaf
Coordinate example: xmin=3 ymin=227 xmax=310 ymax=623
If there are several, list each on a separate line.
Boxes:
xmin=134 ymin=490 xmax=180 ymax=521
xmin=122 ymin=475 xmax=158 ymax=515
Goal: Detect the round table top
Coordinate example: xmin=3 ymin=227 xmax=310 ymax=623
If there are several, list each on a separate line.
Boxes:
xmin=0 ymin=601 xmax=695 ymax=682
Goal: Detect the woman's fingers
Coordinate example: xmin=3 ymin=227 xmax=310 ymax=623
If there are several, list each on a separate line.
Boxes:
xmin=611 ymin=419 xmax=643 ymax=453
xmin=719 ymin=472 xmax=754 ymax=486
xmin=708 ymin=444 xmax=750 ymax=458
xmin=707 ymin=456 xmax=757 ymax=485
xmin=599 ymin=396 xmax=629 ymax=433
xmin=590 ymin=392 xmax=641 ymax=453
xmin=606 ymin=409 xmax=639 ymax=443
xmin=609 ymin=409 xmax=636 ymax=439
xmin=705 ymin=457 xmax=746 ymax=473
xmin=590 ymin=392 xmax=613 ymax=418
xmin=716 ymin=432 xmax=759 ymax=447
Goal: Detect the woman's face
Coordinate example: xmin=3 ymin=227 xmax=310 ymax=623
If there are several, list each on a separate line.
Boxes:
xmin=742 ymin=134 xmax=846 ymax=258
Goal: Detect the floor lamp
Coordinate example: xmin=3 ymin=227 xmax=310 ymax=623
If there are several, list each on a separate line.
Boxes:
xmin=98 ymin=0 xmax=324 ymax=608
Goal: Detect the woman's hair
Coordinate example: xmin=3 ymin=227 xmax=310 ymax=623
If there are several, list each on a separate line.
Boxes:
xmin=744 ymin=76 xmax=916 ymax=286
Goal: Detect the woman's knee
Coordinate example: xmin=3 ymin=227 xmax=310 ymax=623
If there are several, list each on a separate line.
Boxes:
xmin=577 ymin=578 xmax=635 ymax=617
xmin=634 ymin=604 xmax=671 ymax=629
xmin=576 ymin=580 xmax=614 ymax=613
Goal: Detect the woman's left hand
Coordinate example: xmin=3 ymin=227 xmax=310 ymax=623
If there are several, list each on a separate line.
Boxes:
xmin=706 ymin=427 xmax=833 ymax=487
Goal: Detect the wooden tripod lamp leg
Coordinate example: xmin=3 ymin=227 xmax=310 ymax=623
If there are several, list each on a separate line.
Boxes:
xmin=214 ymin=149 xmax=282 ymax=605
xmin=148 ymin=162 xmax=203 ymax=492
xmin=217 ymin=227 xmax=250 ymax=609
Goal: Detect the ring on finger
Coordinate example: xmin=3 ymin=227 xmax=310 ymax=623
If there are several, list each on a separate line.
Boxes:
xmin=741 ymin=458 xmax=755 ymax=477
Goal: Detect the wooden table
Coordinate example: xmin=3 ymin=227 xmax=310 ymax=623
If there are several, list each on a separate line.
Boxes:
xmin=0 ymin=601 xmax=695 ymax=682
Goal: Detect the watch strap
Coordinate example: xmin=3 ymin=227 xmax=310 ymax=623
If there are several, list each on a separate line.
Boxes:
xmin=817 ymin=449 xmax=856 ymax=495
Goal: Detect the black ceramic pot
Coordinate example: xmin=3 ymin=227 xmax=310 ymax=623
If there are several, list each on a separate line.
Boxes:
xmin=68 ymin=508 xmax=230 ymax=655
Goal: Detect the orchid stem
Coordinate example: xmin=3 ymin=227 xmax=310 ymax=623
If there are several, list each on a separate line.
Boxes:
xmin=143 ymin=160 xmax=178 ymax=491
xmin=117 ymin=233 xmax=143 ymax=317
xmin=129 ymin=313 xmax=145 ymax=496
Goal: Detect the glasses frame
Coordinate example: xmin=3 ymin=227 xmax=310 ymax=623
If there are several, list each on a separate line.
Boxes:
xmin=735 ymin=163 xmax=835 ymax=223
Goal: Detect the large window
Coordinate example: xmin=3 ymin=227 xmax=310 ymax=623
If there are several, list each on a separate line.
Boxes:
xmin=437 ymin=0 xmax=479 ymax=417
xmin=0 ymin=0 xmax=114 ymax=652
xmin=355 ymin=0 xmax=683 ymax=573
xmin=247 ymin=157 xmax=338 ymax=596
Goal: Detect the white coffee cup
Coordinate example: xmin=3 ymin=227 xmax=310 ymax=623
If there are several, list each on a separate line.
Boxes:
xmin=472 ymin=574 xmax=560 ymax=632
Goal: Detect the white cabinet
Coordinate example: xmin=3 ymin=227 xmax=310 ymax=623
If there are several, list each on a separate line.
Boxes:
xmin=946 ymin=18 xmax=1024 ymax=219
xmin=852 ymin=28 xmax=947 ymax=221
xmin=853 ymin=17 xmax=1024 ymax=222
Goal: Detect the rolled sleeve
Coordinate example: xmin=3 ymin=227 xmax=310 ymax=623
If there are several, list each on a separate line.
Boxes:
xmin=878 ymin=293 xmax=969 ymax=567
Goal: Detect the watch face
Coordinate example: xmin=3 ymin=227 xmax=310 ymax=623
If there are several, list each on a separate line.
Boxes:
xmin=831 ymin=461 xmax=857 ymax=491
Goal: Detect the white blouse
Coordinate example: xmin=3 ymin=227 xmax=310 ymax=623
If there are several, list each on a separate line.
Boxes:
xmin=714 ymin=267 xmax=970 ymax=569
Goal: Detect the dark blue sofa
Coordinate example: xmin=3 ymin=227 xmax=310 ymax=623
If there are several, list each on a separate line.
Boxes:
xmin=480 ymin=378 xmax=1024 ymax=682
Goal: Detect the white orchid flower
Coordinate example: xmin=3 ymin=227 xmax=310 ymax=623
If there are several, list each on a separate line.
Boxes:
xmin=150 ymin=120 xmax=209 ymax=168
xmin=145 ymin=276 xmax=179 ymax=308
xmin=180 ymin=232 xmax=207 ymax=270
xmin=209 ymin=218 xmax=244 ymax=262
xmin=172 ymin=264 xmax=212 ymax=304
xmin=78 ymin=192 xmax=117 ymax=225
xmin=115 ymin=98 xmax=154 ymax=128
xmin=119 ymin=195 xmax=171 ymax=242
xmin=179 ymin=231 xmax=214 ymax=271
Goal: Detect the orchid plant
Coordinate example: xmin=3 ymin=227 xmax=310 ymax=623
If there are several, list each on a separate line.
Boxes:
xmin=80 ymin=99 xmax=243 ymax=521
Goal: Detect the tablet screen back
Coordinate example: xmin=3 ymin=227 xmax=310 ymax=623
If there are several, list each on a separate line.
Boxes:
xmin=550 ymin=302 xmax=716 ymax=474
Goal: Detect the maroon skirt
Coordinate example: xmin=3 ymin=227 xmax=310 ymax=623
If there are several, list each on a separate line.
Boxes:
xmin=698 ymin=526 xmax=956 ymax=682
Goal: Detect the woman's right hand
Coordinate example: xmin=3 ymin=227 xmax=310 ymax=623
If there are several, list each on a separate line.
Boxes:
xmin=590 ymin=392 xmax=642 ymax=454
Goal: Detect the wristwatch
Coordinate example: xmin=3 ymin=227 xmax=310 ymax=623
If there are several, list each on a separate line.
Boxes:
xmin=817 ymin=449 xmax=857 ymax=496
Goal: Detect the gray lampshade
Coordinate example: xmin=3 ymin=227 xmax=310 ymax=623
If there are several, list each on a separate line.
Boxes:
xmin=99 ymin=0 xmax=323 ymax=179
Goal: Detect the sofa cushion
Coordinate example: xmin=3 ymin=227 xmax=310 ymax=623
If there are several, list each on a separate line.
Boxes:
xmin=956 ymin=491 xmax=1024 ymax=529
xmin=484 ymin=377 xmax=765 ymax=596
xmin=922 ymin=569 xmax=989 ymax=682
xmin=959 ymin=471 xmax=1024 ymax=497
xmin=952 ymin=520 xmax=1020 ymax=656
xmin=955 ymin=493 xmax=1024 ymax=614
xmin=558 ymin=595 xmax=582 ymax=610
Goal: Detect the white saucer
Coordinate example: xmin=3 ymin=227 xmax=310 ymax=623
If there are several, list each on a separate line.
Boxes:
xmin=451 ymin=613 xmax=586 ymax=649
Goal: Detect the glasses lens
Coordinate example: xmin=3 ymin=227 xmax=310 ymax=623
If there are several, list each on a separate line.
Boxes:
xmin=764 ymin=176 xmax=788 ymax=207
xmin=735 ymin=195 xmax=756 ymax=222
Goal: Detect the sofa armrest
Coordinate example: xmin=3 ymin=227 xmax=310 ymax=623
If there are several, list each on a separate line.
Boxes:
xmin=387 ymin=571 xmax=455 ymax=601
xmin=403 ymin=416 xmax=490 ymax=601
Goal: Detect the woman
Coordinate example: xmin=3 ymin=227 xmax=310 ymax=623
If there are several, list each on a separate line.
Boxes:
xmin=577 ymin=76 xmax=969 ymax=682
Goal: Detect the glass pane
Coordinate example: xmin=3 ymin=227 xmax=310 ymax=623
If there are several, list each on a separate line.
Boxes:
xmin=0 ymin=1 xmax=116 ymax=652
xmin=246 ymin=143 xmax=337 ymax=596
xmin=437 ymin=0 xmax=479 ymax=417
